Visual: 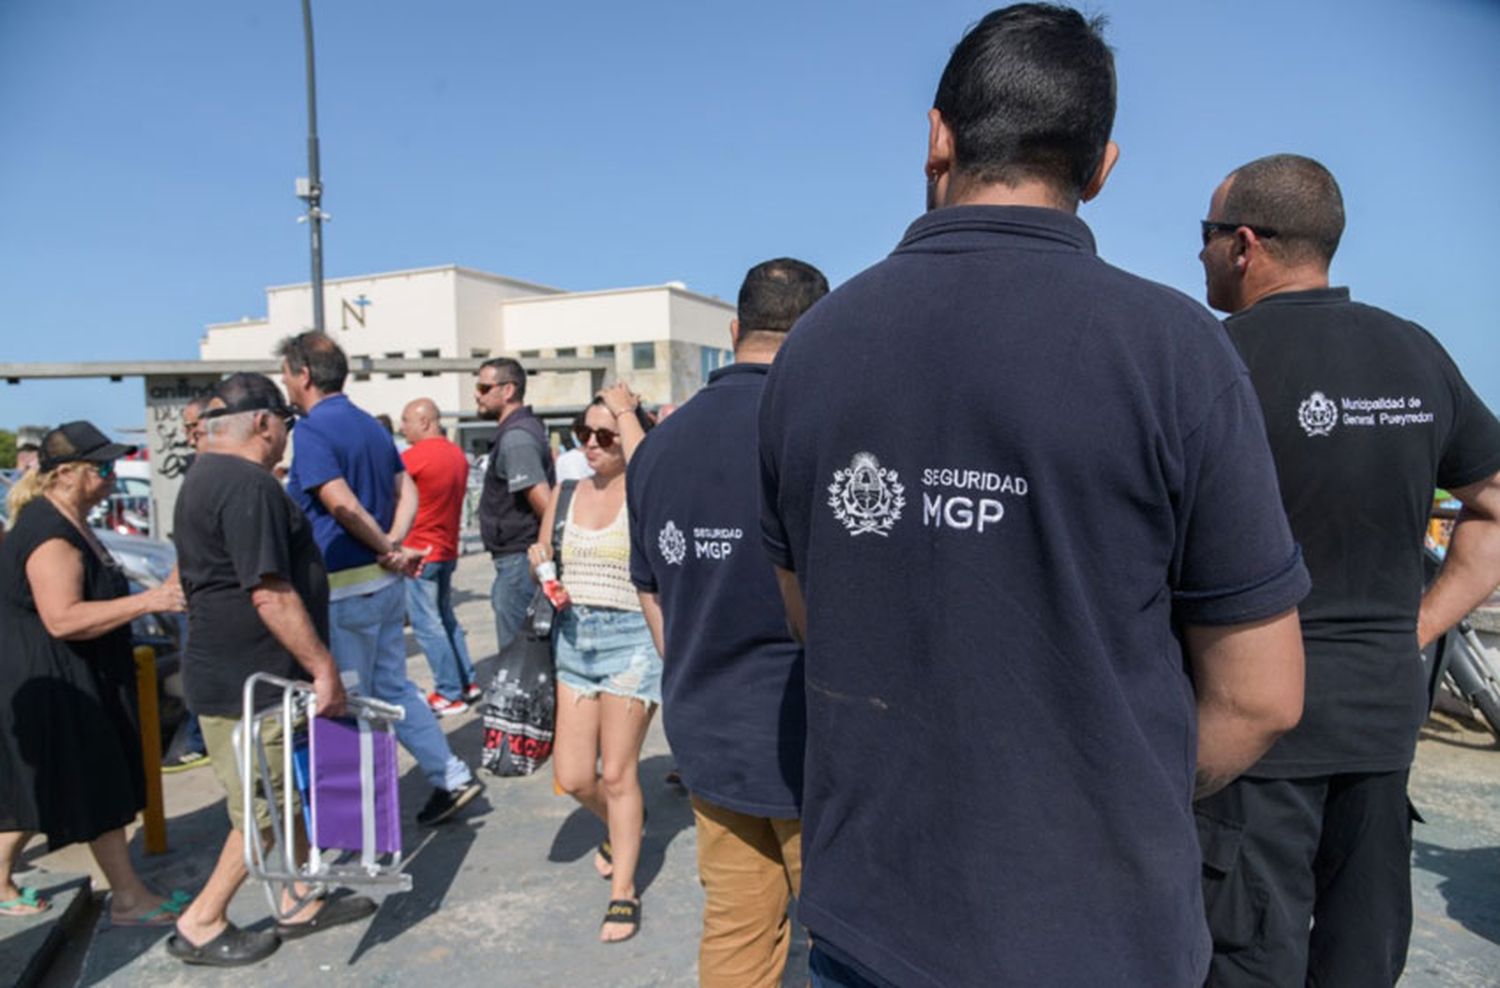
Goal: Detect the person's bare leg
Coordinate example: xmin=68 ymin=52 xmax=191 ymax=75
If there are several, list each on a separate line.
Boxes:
xmin=88 ymin=828 xmax=166 ymax=921
xmin=174 ymin=831 xmax=247 ymax=945
xmin=278 ymin=818 xmax=328 ymax=922
xmin=553 ymin=684 xmax=612 ymax=876
xmin=598 ymin=694 xmax=655 ymax=942
xmin=0 ymin=831 xmax=47 ymax=914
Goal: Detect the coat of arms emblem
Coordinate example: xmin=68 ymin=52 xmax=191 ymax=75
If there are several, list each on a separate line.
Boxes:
xmin=658 ymin=520 xmax=687 ymax=565
xmin=1297 ymin=390 xmax=1338 ymax=437
xmin=828 ymin=452 xmax=905 ymax=537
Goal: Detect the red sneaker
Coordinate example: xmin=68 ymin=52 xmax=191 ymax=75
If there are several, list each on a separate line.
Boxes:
xmin=431 ymin=696 xmax=470 ymax=718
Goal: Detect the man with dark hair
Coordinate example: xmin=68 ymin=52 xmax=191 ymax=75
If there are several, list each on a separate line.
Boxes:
xmin=474 ymin=356 xmax=554 ymax=657
xmin=169 ymin=372 xmax=374 ymax=966
xmin=1196 ymin=154 xmax=1500 ymax=987
xmin=758 ymin=7 xmax=1310 ymax=986
xmin=279 ymin=332 xmax=482 ymax=827
xmin=629 ymin=258 xmax=827 ymax=988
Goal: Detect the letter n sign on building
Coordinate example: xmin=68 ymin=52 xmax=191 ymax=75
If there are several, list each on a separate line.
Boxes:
xmin=143 ymin=374 xmax=218 ymax=539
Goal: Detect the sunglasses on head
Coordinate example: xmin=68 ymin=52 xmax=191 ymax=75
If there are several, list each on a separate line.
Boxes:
xmin=574 ymin=424 xmax=619 ymax=449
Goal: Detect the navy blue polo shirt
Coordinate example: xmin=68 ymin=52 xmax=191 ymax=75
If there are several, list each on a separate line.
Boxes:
xmin=627 ymin=362 xmax=804 ymax=819
xmin=758 ymin=205 xmax=1311 ymax=988
xmin=287 ymin=393 xmax=403 ymax=576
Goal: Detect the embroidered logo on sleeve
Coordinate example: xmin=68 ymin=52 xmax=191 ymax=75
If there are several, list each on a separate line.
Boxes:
xmin=1297 ymin=391 xmax=1339 ymax=437
xmin=828 ymin=452 xmax=905 ymax=537
xmin=658 ymin=521 xmax=687 ymax=565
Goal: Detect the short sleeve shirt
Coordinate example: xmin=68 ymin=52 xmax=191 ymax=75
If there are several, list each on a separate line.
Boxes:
xmin=478 ymin=406 xmax=554 ymax=556
xmin=627 ymin=363 xmax=804 ymax=819
xmin=286 ymin=393 xmax=404 ymax=574
xmin=1225 ymin=287 xmax=1500 ymax=776
xmin=401 ymin=437 xmax=470 ymax=564
xmin=757 ymin=206 xmax=1310 ymax=988
xmin=172 ymin=453 xmax=328 ymax=716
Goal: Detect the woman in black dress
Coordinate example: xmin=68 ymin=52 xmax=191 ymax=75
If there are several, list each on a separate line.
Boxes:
xmin=0 ymin=422 xmax=187 ymax=922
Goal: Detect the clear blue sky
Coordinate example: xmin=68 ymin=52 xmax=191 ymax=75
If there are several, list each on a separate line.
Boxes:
xmin=2 ymin=0 xmax=1497 ymax=436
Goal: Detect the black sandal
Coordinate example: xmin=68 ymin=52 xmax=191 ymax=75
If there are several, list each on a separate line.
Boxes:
xmin=165 ymin=922 xmax=280 ymax=967
xmin=596 ymin=809 xmax=646 ymax=881
xmin=602 ymin=898 xmax=640 ymax=942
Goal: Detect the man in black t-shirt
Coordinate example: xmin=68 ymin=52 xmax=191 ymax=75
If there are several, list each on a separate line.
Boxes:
xmin=629 ymin=259 xmax=827 ymax=988
xmin=1196 ymin=154 xmax=1500 ymax=987
xmin=758 ymin=9 xmax=1309 ymax=988
xmin=168 ymin=373 xmax=373 ymax=967
xmin=474 ymin=357 xmax=554 ymax=655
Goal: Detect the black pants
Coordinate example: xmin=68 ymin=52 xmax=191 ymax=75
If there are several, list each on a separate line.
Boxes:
xmin=1195 ymin=771 xmax=1413 ymax=988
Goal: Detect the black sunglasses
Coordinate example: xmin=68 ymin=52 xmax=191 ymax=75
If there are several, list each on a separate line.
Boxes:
xmin=1201 ymin=219 xmax=1279 ymax=247
xmin=475 ymin=379 xmax=517 ymax=396
xmin=573 ymin=424 xmax=619 ymax=449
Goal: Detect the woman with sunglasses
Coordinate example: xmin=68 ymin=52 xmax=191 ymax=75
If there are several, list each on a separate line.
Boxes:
xmin=529 ymin=384 xmax=658 ymax=943
xmin=0 ymin=422 xmax=190 ymax=923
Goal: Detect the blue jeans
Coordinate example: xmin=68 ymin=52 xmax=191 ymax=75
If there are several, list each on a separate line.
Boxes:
xmin=405 ymin=559 xmax=475 ymax=700
xmin=329 ymin=579 xmax=472 ymax=791
xmin=490 ymin=552 xmax=535 ymax=656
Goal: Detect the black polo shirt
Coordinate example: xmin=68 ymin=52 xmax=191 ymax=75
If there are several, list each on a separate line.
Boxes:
xmin=757 ymin=205 xmax=1311 ymax=988
xmin=1226 ymin=287 xmax=1500 ymax=777
xmin=627 ymin=362 xmax=804 ymax=819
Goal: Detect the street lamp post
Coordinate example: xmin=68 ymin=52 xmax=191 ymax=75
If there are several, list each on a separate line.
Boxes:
xmin=296 ymin=0 xmax=326 ymax=334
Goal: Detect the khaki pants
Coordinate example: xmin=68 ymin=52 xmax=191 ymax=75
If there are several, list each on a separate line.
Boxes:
xmin=692 ymin=795 xmax=803 ymax=988
xmin=199 ymin=713 xmax=295 ymax=834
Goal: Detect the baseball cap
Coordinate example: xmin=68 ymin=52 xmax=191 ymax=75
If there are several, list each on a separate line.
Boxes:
xmin=38 ymin=421 xmax=138 ymax=472
xmin=202 ymin=372 xmax=297 ymax=424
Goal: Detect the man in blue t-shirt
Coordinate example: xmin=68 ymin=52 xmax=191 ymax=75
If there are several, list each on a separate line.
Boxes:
xmin=629 ymin=258 xmax=828 ymax=988
xmin=279 ymin=332 xmax=481 ymax=827
xmin=758 ymin=8 xmax=1311 ymax=988
xmin=1194 ymin=154 xmax=1500 ymax=987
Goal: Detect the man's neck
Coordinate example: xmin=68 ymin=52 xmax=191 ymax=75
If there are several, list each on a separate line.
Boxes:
xmin=301 ymin=388 xmax=336 ymax=413
xmin=203 ymin=441 xmax=271 ymax=469
xmin=943 ymin=176 xmax=1075 ymax=213
xmin=731 ymin=342 xmax=781 ymax=366
xmin=1238 ymin=267 xmax=1331 ymax=312
xmin=495 ymin=402 xmax=524 ymax=426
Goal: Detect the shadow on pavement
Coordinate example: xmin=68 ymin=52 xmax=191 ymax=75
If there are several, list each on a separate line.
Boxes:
xmin=547 ymin=754 xmax=692 ymax=897
xmin=1412 ymin=840 xmax=1500 ymax=947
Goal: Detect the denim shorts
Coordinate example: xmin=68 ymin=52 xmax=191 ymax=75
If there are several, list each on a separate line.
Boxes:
xmin=554 ymin=606 xmax=662 ymax=705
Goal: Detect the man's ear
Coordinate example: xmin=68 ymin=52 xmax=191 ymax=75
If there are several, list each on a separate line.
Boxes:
xmin=729 ymin=318 xmax=741 ymax=349
xmin=1080 ymin=141 xmax=1120 ymax=203
xmin=926 ymin=108 xmax=956 ymax=205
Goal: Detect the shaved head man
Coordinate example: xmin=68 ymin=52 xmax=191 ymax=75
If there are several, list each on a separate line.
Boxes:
xmin=398 ymin=399 xmax=481 ymax=714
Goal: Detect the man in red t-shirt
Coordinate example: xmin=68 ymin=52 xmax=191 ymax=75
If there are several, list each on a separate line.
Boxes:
xmin=399 ymin=398 xmax=479 ymax=715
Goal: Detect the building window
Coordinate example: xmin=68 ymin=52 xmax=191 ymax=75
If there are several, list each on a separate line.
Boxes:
xmin=555 ymin=347 xmax=577 ymax=359
xmin=470 ymin=347 xmax=490 ymax=359
xmin=519 ymin=349 xmax=540 ymax=359
xmin=632 ymin=342 xmax=656 ymax=371
xmin=419 ymin=348 xmax=440 ymax=377
xmin=385 ymin=351 xmax=405 ymax=379
xmin=352 ymin=353 xmax=370 ymax=382
xmin=592 ymin=344 xmax=615 ymax=359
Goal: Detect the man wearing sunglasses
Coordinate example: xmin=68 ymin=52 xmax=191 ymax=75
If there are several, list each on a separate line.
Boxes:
xmin=1195 ymin=154 xmax=1500 ymax=987
xmin=474 ymin=356 xmax=554 ymax=659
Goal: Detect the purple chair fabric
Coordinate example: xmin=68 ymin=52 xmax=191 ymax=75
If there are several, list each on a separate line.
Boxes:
xmin=310 ymin=715 xmax=401 ymax=855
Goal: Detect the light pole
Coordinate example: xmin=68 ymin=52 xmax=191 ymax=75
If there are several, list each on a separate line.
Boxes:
xmin=296 ymin=0 xmax=327 ymax=334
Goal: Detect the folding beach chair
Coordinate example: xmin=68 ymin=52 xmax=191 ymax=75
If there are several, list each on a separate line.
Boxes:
xmin=238 ymin=672 xmax=413 ymax=920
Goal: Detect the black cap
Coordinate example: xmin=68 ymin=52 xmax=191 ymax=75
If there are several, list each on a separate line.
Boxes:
xmin=38 ymin=421 xmax=138 ymax=472
xmin=203 ymin=372 xmax=296 ymax=422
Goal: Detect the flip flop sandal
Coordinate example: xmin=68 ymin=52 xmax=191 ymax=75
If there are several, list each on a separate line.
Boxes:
xmin=165 ymin=922 xmax=280 ymax=967
xmin=601 ymin=898 xmax=641 ymax=943
xmin=0 ymin=887 xmax=50 ymax=917
xmin=596 ymin=808 xmax=647 ymax=880
xmin=110 ymin=889 xmax=194 ymax=927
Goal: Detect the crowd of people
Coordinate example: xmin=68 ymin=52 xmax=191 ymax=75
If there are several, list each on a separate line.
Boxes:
xmin=2 ymin=2 xmax=1499 ymax=985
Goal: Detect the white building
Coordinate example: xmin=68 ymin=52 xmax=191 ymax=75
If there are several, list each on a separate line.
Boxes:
xmin=200 ymin=264 xmax=735 ymax=451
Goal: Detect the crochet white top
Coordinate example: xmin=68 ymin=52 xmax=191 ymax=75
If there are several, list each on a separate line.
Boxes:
xmin=560 ymin=496 xmax=640 ymax=612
